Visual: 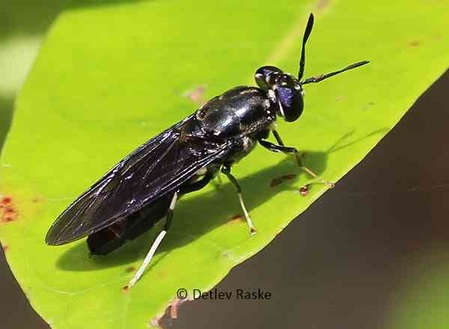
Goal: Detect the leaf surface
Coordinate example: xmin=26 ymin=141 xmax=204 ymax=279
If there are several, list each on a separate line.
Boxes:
xmin=0 ymin=0 xmax=447 ymax=328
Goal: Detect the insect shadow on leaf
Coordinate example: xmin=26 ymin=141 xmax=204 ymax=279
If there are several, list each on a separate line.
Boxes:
xmin=55 ymin=123 xmax=382 ymax=273
xmin=56 ymin=153 xmax=328 ymax=272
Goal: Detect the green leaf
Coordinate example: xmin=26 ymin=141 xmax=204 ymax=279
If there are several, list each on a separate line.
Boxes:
xmin=0 ymin=0 xmax=447 ymax=328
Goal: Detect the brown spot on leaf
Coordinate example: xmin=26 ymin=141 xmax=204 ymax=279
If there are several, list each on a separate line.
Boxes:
xmin=31 ymin=196 xmax=44 ymax=203
xmin=125 ymin=266 xmax=136 ymax=273
xmin=222 ymin=251 xmax=231 ymax=258
xmin=1 ymin=208 xmax=18 ymax=222
xmin=1 ymin=207 xmax=18 ymax=222
xmin=156 ymin=269 xmax=170 ymax=280
xmin=299 ymin=184 xmax=311 ymax=196
xmin=270 ymin=178 xmax=283 ymax=187
xmin=122 ymin=285 xmax=130 ymax=293
xmin=227 ymin=214 xmax=243 ymax=224
xmin=1 ymin=196 xmax=11 ymax=205
xmin=270 ymin=174 xmax=296 ymax=187
xmin=409 ymin=40 xmax=420 ymax=47
xmin=184 ymin=85 xmax=207 ymax=105
xmin=1 ymin=195 xmax=18 ymax=223
xmin=2 ymin=245 xmax=9 ymax=252
xmin=315 ymin=0 xmax=331 ymax=12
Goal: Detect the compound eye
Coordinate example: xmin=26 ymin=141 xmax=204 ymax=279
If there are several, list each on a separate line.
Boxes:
xmin=255 ymin=66 xmax=283 ymax=90
xmin=274 ymin=75 xmax=304 ymax=122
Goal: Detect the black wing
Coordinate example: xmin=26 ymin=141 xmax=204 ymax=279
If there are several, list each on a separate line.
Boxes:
xmin=86 ymin=193 xmax=174 ymax=255
xmin=46 ymin=114 xmax=231 ymax=245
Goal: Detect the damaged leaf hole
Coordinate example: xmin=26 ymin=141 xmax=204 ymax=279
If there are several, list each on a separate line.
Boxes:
xmin=150 ymin=297 xmax=187 ymax=328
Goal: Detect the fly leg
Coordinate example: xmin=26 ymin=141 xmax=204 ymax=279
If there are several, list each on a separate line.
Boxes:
xmin=221 ymin=164 xmax=256 ymax=235
xmin=259 ymin=130 xmax=334 ymax=188
xmin=127 ymin=190 xmax=179 ymax=288
xmin=128 ymin=171 xmax=215 ymax=287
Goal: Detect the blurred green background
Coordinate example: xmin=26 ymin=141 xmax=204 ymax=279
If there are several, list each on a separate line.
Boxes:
xmin=1 ymin=1 xmax=448 ymax=329
xmin=0 ymin=1 xmax=68 ymax=150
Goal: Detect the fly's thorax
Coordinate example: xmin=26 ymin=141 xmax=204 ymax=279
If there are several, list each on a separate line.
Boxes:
xmin=189 ymin=86 xmax=276 ymax=141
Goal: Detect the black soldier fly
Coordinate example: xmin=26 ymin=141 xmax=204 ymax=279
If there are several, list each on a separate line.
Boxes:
xmin=46 ymin=13 xmax=369 ymax=287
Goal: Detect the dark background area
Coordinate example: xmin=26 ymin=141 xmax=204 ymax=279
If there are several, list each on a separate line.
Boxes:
xmin=1 ymin=2 xmax=448 ymax=328
xmin=1 ymin=67 xmax=448 ymax=329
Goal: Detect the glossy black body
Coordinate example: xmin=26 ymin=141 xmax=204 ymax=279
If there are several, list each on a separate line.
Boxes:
xmin=45 ymin=13 xmax=368 ymax=255
xmin=182 ymin=87 xmax=275 ymax=161
xmin=46 ymin=86 xmax=279 ymax=254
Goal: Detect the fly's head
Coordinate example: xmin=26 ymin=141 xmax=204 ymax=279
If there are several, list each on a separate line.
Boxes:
xmin=255 ymin=66 xmax=304 ymax=122
xmin=255 ymin=13 xmax=369 ymax=123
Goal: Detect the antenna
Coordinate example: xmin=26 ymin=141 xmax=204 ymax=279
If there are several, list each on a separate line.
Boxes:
xmin=298 ymin=13 xmax=315 ymax=80
xmin=301 ymin=60 xmax=370 ymax=84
